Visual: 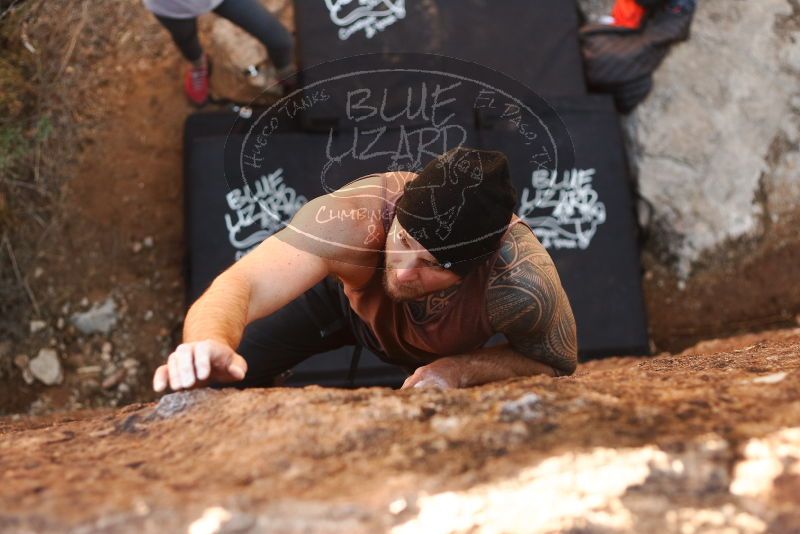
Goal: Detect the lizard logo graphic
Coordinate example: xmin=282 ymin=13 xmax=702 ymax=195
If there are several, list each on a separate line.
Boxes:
xmin=518 ymin=168 xmax=607 ymax=250
xmin=323 ymin=0 xmax=406 ymax=40
xmin=224 ymin=168 xmax=307 ymax=259
xmin=234 ymin=54 xmax=574 ymax=258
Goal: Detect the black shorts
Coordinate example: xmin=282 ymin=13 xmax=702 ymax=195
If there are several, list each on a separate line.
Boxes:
xmin=231 ymin=275 xmax=390 ymax=387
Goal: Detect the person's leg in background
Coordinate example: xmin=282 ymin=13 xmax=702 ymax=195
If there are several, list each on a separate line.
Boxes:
xmin=153 ymin=15 xmax=211 ymax=106
xmin=212 ymin=0 xmax=296 ymax=88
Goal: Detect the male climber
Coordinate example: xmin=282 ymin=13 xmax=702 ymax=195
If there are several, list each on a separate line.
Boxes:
xmin=152 ymin=147 xmax=577 ymax=392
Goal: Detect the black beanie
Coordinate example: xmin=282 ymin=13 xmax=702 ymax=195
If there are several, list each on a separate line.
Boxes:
xmin=395 ymin=147 xmax=517 ymax=276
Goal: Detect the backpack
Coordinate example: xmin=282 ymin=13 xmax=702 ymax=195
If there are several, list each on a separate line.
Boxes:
xmin=579 ymin=0 xmax=697 ymax=113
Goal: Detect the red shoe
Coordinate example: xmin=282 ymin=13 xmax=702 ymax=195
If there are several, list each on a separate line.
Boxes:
xmin=610 ymin=0 xmax=646 ymax=29
xmin=183 ymin=55 xmax=209 ymax=107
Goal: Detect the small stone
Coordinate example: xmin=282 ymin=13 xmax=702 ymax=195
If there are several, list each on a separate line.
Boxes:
xmin=77 ymin=365 xmax=102 ymax=375
xmin=131 ymin=241 xmax=143 ymax=253
xmin=144 ymin=310 xmax=154 ymax=321
xmin=29 ymin=320 xmax=47 ymax=334
xmin=388 ymin=498 xmax=408 ymax=515
xmin=33 ymin=267 xmax=44 ymax=278
xmin=122 ymin=358 xmax=140 ymax=370
xmin=430 ymin=416 xmax=463 ymax=434
xmin=80 ymin=297 xmax=89 ymax=307
xmin=56 ymin=317 xmax=65 ymax=330
xmin=13 ymin=354 xmax=29 ymax=369
xmin=61 ymin=302 xmax=70 ymax=315
xmin=752 ymin=372 xmax=787 ymax=384
xmin=101 ymin=341 xmax=113 ymax=355
xmin=118 ymin=383 xmax=131 ymax=394
xmin=188 ymin=507 xmax=232 ymax=534
xmin=22 ymin=368 xmax=35 ymax=385
xmin=29 ymin=348 xmax=63 ymax=385
xmin=143 ymin=236 xmax=154 ymax=248
xmin=500 ymin=393 xmax=543 ymax=422
xmin=101 ymin=352 xmax=112 ymax=363
xmin=70 ymin=297 xmax=118 ymax=335
xmin=102 ymin=369 xmax=126 ymax=389
xmin=153 ymin=390 xmax=218 ymax=419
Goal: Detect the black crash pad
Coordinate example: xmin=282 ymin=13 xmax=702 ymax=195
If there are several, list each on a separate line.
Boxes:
xmin=294 ymin=0 xmax=587 ymax=98
xmin=183 ymin=95 xmax=648 ymax=387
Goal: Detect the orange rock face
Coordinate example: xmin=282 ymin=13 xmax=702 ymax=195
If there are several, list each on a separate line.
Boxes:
xmin=1 ymin=329 xmax=799 ymax=533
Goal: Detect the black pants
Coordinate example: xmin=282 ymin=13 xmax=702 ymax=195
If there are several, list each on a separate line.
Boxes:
xmin=153 ymin=0 xmax=293 ymax=69
xmin=231 ymin=276 xmax=365 ymax=387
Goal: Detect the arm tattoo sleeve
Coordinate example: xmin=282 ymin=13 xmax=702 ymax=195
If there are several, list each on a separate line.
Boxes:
xmin=487 ymin=224 xmax=578 ymax=375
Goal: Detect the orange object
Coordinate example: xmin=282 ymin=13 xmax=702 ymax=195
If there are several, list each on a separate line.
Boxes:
xmin=611 ymin=0 xmax=646 ymax=29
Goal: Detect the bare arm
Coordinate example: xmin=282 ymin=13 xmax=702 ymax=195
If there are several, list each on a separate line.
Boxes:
xmin=402 ymin=224 xmax=577 ymax=389
xmin=485 ymin=224 xmax=578 ymax=376
xmin=182 ymin=237 xmax=328 ymax=348
xmin=153 ymin=178 xmax=383 ymax=392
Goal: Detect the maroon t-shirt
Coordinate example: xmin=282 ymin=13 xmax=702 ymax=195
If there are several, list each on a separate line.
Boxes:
xmin=340 ymin=173 xmax=526 ymax=368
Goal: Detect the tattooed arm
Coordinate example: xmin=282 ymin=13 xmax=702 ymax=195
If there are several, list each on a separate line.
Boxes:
xmin=401 ymin=225 xmax=577 ymax=389
xmin=484 ymin=224 xmax=578 ymax=376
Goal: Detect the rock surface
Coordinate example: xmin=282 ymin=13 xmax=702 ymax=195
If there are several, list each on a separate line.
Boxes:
xmin=1 ymin=329 xmax=799 ymax=533
xmin=627 ymin=0 xmax=800 ymax=277
xmin=580 ymin=0 xmax=800 ymax=278
xmin=574 ymin=0 xmax=800 ymax=349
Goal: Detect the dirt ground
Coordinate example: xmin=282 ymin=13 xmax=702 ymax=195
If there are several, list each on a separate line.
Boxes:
xmin=1 ymin=328 xmax=798 ymax=532
xmin=1 ymin=0 xmax=799 ymax=419
xmin=0 ymin=0 xmax=190 ymax=415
